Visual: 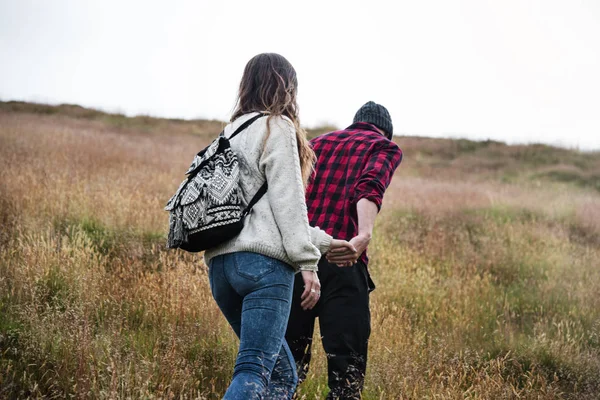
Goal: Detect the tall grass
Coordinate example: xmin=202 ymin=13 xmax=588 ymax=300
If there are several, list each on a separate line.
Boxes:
xmin=1 ymin=107 xmax=599 ymax=399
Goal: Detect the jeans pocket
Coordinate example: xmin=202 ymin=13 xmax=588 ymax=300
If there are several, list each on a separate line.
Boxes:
xmin=234 ymin=252 xmax=277 ymax=282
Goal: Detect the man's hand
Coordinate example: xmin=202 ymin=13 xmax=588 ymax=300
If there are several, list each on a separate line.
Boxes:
xmin=330 ymin=239 xmax=356 ymax=254
xmin=349 ymin=234 xmax=371 ymax=258
xmin=326 ymin=239 xmax=357 ymax=267
xmin=326 ymin=234 xmax=371 ymax=266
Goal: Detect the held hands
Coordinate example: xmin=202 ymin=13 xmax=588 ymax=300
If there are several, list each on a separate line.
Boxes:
xmin=299 ymin=239 xmax=357 ymax=310
xmin=326 ymin=235 xmax=371 ymax=267
xmin=326 ymin=238 xmax=359 ymax=267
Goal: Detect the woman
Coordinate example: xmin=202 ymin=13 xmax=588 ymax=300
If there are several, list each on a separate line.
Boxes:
xmin=203 ymin=53 xmax=355 ymax=399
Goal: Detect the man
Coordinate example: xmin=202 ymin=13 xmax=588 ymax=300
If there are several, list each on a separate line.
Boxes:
xmin=286 ymin=101 xmax=403 ymax=399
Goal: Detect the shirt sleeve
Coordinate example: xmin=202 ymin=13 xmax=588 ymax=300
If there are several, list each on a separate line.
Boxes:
xmin=259 ymin=116 xmax=325 ymax=271
xmin=353 ymin=141 xmax=403 ymax=210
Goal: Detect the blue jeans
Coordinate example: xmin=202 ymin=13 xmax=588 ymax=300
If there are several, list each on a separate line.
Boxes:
xmin=208 ymin=252 xmax=298 ymax=399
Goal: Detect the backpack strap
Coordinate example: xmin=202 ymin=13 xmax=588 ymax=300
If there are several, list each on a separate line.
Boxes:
xmin=208 ymin=113 xmax=267 ymax=216
xmin=228 ymin=113 xmax=265 ymax=140
xmin=229 ymin=113 xmax=268 ymax=216
xmin=242 ymin=182 xmax=268 ymax=217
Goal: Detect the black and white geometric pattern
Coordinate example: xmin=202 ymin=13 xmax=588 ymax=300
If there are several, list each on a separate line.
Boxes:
xmin=165 ymin=137 xmax=245 ymax=248
xmin=165 ymin=113 xmax=266 ymax=251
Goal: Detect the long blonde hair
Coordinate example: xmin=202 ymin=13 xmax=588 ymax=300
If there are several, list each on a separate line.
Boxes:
xmin=231 ymin=53 xmax=315 ymax=186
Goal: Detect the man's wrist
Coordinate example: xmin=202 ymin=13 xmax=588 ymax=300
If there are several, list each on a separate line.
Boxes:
xmin=357 ymin=232 xmax=372 ymax=241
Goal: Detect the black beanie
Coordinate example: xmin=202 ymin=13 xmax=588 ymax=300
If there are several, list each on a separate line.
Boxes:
xmin=353 ymin=101 xmax=393 ymax=139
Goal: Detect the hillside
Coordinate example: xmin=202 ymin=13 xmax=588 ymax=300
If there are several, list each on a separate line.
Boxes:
xmin=3 ymin=100 xmax=598 ymax=192
xmin=1 ymin=101 xmax=599 ymax=398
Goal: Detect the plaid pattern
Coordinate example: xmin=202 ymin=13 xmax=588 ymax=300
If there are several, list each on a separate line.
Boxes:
xmin=307 ymin=122 xmax=403 ymax=265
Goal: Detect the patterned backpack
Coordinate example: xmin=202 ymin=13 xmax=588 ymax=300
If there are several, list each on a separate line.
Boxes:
xmin=165 ymin=113 xmax=267 ymax=252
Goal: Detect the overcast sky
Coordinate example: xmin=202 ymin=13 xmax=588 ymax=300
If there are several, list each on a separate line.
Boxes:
xmin=1 ymin=0 xmax=599 ymax=149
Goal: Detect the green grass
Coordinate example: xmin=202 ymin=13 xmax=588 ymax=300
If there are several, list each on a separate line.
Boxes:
xmin=534 ymin=169 xmax=600 ymax=192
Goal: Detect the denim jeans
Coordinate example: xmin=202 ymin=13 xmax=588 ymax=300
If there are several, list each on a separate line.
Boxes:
xmin=208 ymin=251 xmax=298 ymax=399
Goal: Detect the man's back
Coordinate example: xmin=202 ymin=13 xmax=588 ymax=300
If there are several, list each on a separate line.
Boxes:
xmin=288 ymin=101 xmax=402 ymax=400
xmin=307 ymin=122 xmax=402 ymax=264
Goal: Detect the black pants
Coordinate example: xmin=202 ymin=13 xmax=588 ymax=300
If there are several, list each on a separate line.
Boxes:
xmin=285 ymin=257 xmax=373 ymax=400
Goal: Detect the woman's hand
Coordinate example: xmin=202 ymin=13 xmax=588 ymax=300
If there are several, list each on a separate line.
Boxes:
xmin=300 ymin=270 xmax=321 ymax=310
xmin=327 ymin=239 xmax=358 ymax=267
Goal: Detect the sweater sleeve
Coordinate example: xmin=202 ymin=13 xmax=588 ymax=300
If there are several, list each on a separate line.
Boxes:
xmin=309 ymin=226 xmax=332 ymax=255
xmin=259 ymin=117 xmax=324 ymax=271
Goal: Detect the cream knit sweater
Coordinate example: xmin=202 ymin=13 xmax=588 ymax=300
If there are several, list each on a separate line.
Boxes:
xmin=203 ymin=112 xmax=332 ymax=272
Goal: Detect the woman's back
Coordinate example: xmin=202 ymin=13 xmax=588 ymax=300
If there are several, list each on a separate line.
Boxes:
xmin=204 ymin=112 xmax=331 ymax=271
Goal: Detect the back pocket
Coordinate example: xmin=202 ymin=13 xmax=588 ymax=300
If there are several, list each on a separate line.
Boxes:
xmin=234 ymin=252 xmax=276 ymax=281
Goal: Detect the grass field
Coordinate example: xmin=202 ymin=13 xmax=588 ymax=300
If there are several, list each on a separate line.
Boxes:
xmin=1 ymin=101 xmax=599 ymax=399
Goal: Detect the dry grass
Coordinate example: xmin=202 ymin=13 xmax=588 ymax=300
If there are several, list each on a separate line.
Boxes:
xmin=1 ymin=104 xmax=599 ymax=399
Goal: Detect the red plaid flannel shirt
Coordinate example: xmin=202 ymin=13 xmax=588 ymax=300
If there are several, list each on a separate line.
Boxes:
xmin=306 ymin=122 xmax=403 ymax=265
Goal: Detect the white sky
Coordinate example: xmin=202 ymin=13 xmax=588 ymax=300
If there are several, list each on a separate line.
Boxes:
xmin=1 ymin=0 xmax=599 ymax=150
